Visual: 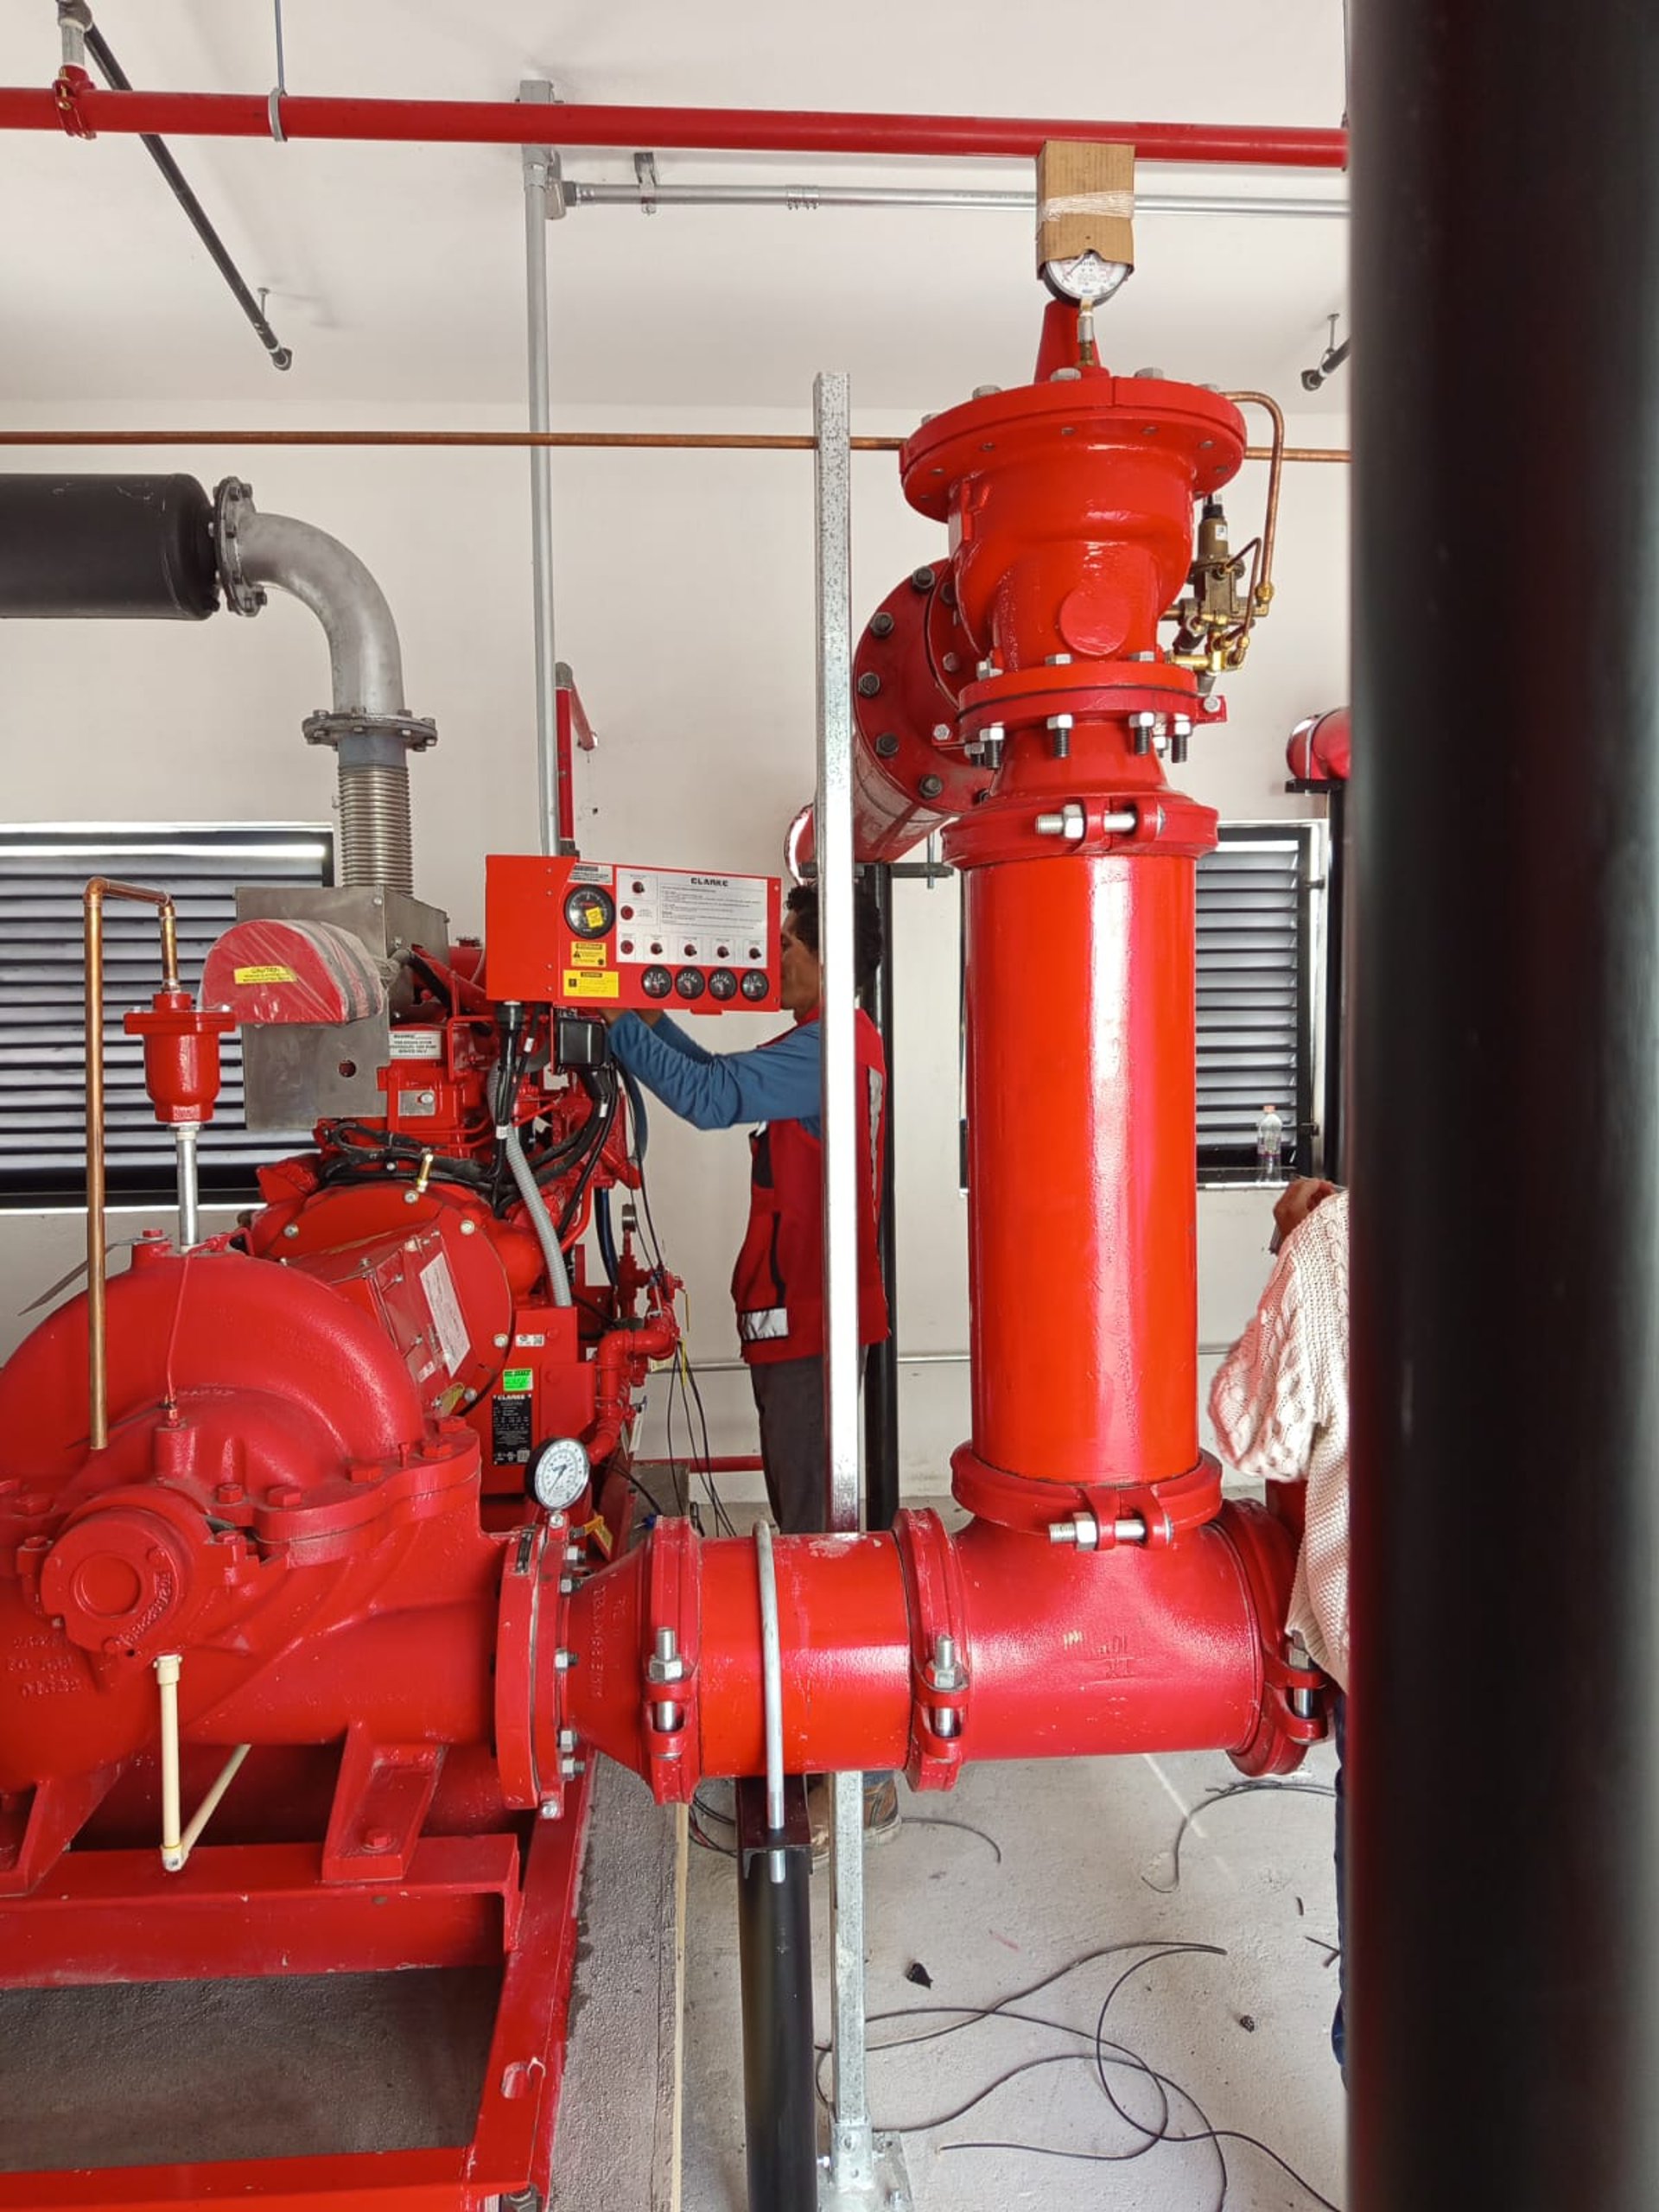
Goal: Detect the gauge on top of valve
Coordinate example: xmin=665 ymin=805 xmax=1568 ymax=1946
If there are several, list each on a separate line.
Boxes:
xmin=528 ymin=1434 xmax=590 ymax=1515
xmin=563 ymin=885 xmax=615 ymax=940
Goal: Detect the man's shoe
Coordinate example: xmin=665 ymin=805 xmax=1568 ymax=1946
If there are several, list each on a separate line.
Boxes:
xmin=862 ymin=1773 xmax=901 ymax=1845
xmin=807 ymin=1774 xmax=901 ymax=1869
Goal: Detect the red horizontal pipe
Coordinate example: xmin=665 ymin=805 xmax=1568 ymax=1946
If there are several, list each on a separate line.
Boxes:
xmin=563 ymin=1504 xmax=1309 ymax=1791
xmin=0 ymin=85 xmax=1348 ymax=168
xmin=635 ymin=1455 xmax=765 ymax=1473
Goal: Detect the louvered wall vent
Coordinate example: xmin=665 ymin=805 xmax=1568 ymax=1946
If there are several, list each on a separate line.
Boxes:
xmin=1196 ymin=822 xmax=1321 ymax=1179
xmin=0 ymin=823 xmax=332 ymax=1206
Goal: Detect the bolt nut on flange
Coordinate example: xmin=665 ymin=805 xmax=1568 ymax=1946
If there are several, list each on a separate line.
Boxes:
xmin=1128 ymin=709 xmax=1160 ymax=757
xmin=1049 ymin=1510 xmax=1149 ymax=1549
xmin=1046 ymin=711 xmax=1074 ymax=760
xmin=1034 ymin=803 xmax=1088 ymax=840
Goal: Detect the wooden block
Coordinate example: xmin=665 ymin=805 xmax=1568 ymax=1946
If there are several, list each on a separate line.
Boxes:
xmin=1037 ymin=139 xmax=1135 ymax=275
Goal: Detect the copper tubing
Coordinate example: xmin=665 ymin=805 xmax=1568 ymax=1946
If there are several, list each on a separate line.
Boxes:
xmin=84 ymin=879 xmax=178 ymax=1452
xmin=0 ymin=428 xmax=1349 ymax=464
xmin=1226 ymin=391 xmax=1288 ymax=592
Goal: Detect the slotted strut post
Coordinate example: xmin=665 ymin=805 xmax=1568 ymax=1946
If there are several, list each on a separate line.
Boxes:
xmin=814 ymin=372 xmax=912 ymax=2212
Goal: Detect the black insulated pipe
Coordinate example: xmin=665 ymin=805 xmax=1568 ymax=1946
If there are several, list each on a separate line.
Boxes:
xmin=1350 ymin=4 xmax=1659 ymax=2209
xmin=734 ymin=1777 xmax=816 ymax=2212
xmin=0 ymin=474 xmax=218 ymax=619
xmin=863 ymin=861 xmax=900 ymax=1531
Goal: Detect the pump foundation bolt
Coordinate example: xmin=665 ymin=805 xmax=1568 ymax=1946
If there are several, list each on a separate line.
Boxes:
xmin=1034 ymin=803 xmax=1087 ymax=840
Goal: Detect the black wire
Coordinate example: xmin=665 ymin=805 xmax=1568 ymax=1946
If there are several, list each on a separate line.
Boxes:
xmin=556 ymin=1071 xmax=619 ymax=1242
xmin=619 ymin=1464 xmax=671 ymax=1519
xmin=899 ymin=1815 xmax=1003 ymax=1864
xmin=817 ymin=1937 xmax=1344 ymax=2212
xmin=1141 ymin=1777 xmax=1337 ymax=1894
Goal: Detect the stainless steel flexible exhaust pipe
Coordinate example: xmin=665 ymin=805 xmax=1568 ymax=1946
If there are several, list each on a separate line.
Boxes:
xmin=215 ymin=481 xmax=436 ymax=892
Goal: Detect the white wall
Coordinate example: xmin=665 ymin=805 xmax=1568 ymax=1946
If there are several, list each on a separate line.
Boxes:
xmin=0 ymin=391 xmax=1346 ymax=1497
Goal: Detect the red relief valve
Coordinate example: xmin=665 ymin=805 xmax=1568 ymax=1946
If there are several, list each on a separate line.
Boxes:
xmin=124 ymin=989 xmax=234 ymax=1126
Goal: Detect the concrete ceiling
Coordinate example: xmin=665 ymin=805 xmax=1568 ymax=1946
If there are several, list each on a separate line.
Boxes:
xmin=0 ymin=1 xmax=1350 ymax=421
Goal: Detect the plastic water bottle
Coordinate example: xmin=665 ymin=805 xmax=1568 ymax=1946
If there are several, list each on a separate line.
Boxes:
xmin=1255 ymin=1103 xmax=1285 ymax=1184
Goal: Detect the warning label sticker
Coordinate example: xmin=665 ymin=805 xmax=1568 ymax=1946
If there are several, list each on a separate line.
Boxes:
xmin=420 ymin=1251 xmax=472 ymax=1378
xmin=569 ymin=943 xmax=608 ymax=969
xmin=562 ymin=969 xmax=620 ymax=999
xmin=232 ymin=964 xmax=298 ymax=985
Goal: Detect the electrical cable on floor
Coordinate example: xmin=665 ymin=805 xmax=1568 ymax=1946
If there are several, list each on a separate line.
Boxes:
xmin=1141 ymin=1777 xmax=1337 ymax=1894
xmin=897 ymin=1815 xmax=1002 ymax=1864
xmin=813 ymin=1937 xmax=1343 ymax=2212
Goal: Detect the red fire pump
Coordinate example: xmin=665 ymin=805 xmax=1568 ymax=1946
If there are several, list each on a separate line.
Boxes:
xmin=0 ymin=304 xmax=1323 ymax=2209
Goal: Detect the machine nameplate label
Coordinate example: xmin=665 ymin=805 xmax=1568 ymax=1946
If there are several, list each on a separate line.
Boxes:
xmin=420 ymin=1252 xmax=471 ymax=1377
xmin=500 ymin=1367 xmax=534 ymax=1394
xmin=389 ymin=1031 xmax=443 ymax=1060
xmin=493 ymin=1394 xmax=534 ymax=1465
xmin=569 ymin=862 xmax=612 ymax=886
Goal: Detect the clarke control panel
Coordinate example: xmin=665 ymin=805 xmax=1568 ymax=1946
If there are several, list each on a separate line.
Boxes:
xmin=485 ymin=855 xmax=783 ymax=1014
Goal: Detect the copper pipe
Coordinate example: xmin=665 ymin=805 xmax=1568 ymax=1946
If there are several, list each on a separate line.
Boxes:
xmin=1226 ymin=391 xmax=1288 ymax=593
xmin=0 ymin=428 xmax=1350 ymax=464
xmin=83 ymin=879 xmax=177 ymax=1452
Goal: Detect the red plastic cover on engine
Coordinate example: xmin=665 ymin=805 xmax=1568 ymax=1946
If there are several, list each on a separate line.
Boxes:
xmin=202 ymin=918 xmax=386 ymax=1024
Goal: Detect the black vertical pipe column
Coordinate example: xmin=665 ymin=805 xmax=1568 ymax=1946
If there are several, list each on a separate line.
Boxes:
xmin=1350 ymin=6 xmax=1659 ymax=2209
xmin=1320 ymin=783 xmax=1347 ymax=1183
xmin=734 ymin=1776 xmax=817 ymax=2212
xmin=863 ymin=861 xmax=900 ymax=1530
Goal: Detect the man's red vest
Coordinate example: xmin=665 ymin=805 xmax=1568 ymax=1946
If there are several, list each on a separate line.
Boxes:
xmin=732 ymin=1007 xmax=890 ymax=1365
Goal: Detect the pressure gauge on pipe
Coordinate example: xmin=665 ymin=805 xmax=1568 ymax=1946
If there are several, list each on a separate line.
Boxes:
xmin=1040 ymin=251 xmax=1131 ymax=306
xmin=527 ymin=1435 xmax=590 ymax=1514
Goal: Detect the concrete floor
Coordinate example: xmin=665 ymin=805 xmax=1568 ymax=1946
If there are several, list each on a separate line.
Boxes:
xmin=682 ymin=1741 xmax=1345 ymax=2212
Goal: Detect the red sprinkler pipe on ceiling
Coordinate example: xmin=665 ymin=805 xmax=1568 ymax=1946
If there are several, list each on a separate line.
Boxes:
xmin=4 ymin=79 xmax=1347 ymax=167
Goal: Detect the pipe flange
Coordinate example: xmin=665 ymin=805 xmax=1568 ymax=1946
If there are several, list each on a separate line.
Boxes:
xmin=213 ymin=477 xmax=267 ymax=616
xmin=302 ymin=709 xmax=440 ymax=754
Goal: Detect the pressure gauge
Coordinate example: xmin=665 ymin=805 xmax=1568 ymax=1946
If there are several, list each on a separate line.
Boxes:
xmin=527 ymin=1434 xmax=589 ymax=1514
xmin=563 ymin=885 xmax=615 ymax=940
xmin=1040 ymin=251 xmax=1131 ymax=306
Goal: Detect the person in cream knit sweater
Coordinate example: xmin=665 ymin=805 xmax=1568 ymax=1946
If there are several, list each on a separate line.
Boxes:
xmin=1210 ymin=1174 xmax=1350 ymax=2072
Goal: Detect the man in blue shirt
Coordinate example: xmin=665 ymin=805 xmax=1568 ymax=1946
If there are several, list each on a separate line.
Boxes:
xmin=607 ymin=880 xmax=897 ymax=1851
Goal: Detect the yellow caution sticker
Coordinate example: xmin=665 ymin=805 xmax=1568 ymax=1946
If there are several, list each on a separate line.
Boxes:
xmin=233 ymin=963 xmax=299 ymax=985
xmin=563 ymin=969 xmax=620 ymax=999
xmin=569 ymin=943 xmax=608 ymax=969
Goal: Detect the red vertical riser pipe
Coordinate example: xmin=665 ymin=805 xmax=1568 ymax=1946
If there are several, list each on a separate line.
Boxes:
xmin=901 ymin=313 xmax=1247 ymax=1486
xmin=961 ymin=849 xmax=1201 ymax=1481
